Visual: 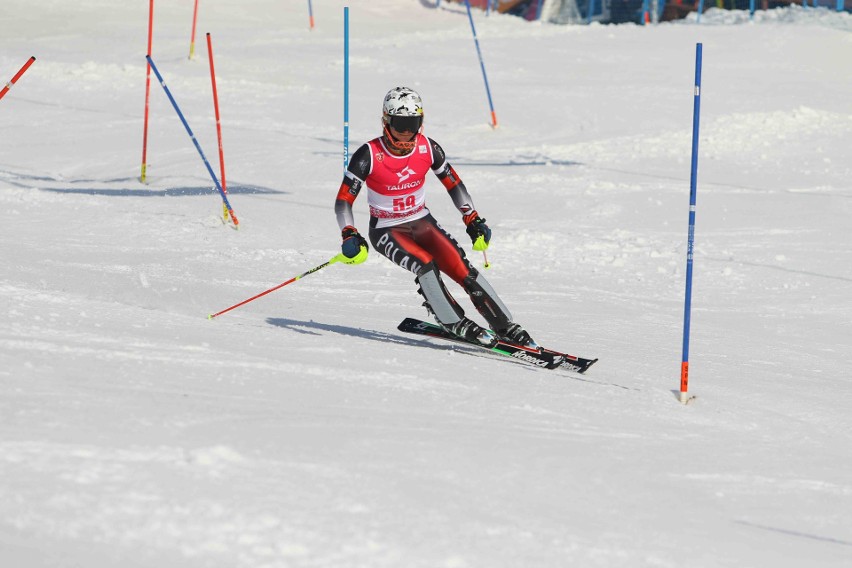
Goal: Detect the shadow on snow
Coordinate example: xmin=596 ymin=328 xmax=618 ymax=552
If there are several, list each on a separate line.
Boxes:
xmin=266 ymin=316 xmax=478 ymax=356
xmin=265 ymin=317 xmax=631 ymax=388
xmin=0 ymin=169 xmax=287 ymax=197
xmin=39 ymin=184 xmax=287 ymax=197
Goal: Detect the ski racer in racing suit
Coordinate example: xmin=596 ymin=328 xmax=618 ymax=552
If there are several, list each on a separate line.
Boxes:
xmin=333 ymin=86 xmax=534 ymax=348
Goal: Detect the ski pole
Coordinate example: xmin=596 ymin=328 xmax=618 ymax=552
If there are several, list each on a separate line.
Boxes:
xmin=0 ymin=56 xmax=36 ymax=102
xmin=146 ymin=55 xmax=239 ymax=226
xmin=208 ymin=254 xmax=347 ymax=319
xmin=206 ymin=33 xmax=236 ymax=227
xmin=140 ymin=0 xmax=154 ymax=183
xmin=464 ymin=0 xmax=498 ymax=128
xmin=343 ymin=6 xmax=350 ymax=172
xmin=680 ymin=43 xmax=703 ymax=405
xmin=188 ymin=0 xmax=200 ymax=60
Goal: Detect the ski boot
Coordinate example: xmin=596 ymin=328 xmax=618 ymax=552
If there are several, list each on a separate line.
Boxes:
xmin=495 ymin=323 xmax=538 ymax=349
xmin=443 ymin=317 xmax=498 ymax=348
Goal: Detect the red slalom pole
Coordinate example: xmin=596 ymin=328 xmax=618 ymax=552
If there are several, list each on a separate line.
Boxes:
xmin=208 ymin=255 xmax=346 ymax=319
xmin=189 ymin=0 xmax=200 ymax=59
xmin=206 ymin=32 xmax=238 ymax=228
xmin=0 ymin=56 xmax=36 ymax=102
xmin=140 ymin=0 xmax=154 ymax=183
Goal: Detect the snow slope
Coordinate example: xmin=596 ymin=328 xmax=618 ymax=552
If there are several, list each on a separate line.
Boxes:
xmin=1 ymin=1 xmax=851 ymax=566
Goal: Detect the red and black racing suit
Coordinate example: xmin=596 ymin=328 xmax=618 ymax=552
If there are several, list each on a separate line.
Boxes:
xmin=333 ymin=133 xmax=514 ymax=332
xmin=334 ymin=133 xmax=478 ymax=286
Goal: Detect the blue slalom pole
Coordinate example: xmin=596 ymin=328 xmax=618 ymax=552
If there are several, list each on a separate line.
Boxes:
xmin=535 ymin=0 xmax=545 ymax=20
xmin=343 ymin=6 xmax=350 ymax=171
xmin=697 ymin=0 xmax=704 ymax=23
xmin=586 ymin=0 xmax=595 ymax=24
xmin=680 ymin=43 xmax=702 ymax=405
xmin=839 ymin=0 xmax=844 ymax=12
xmin=146 ymin=55 xmax=238 ymax=224
xmin=464 ymin=0 xmax=498 ymax=128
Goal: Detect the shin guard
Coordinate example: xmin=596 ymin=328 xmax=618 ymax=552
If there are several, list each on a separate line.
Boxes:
xmin=415 ymin=262 xmax=464 ymax=326
xmin=463 ymin=270 xmax=512 ymax=332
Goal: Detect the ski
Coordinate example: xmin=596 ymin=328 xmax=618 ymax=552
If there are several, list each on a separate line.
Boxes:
xmin=397 ymin=317 xmax=595 ymax=372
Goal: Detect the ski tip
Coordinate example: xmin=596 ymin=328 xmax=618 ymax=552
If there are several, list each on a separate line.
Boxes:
xmin=559 ymin=357 xmax=598 ymax=374
xmin=579 ymin=358 xmax=599 ymax=374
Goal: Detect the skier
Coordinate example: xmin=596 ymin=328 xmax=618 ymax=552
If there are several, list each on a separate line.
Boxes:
xmin=333 ymin=86 xmax=535 ymax=349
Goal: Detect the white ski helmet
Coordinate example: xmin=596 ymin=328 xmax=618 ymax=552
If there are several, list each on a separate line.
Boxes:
xmin=381 ymin=87 xmax=424 ymax=151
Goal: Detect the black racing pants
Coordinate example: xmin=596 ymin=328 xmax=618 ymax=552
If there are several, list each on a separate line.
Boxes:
xmin=368 ymin=213 xmax=473 ymax=286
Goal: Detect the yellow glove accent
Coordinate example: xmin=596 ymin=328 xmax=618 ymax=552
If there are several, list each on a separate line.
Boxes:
xmin=342 ymin=245 xmax=368 ymax=265
xmin=472 ymin=235 xmax=489 ymax=252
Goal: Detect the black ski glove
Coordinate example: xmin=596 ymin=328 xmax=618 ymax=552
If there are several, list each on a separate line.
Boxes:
xmin=464 ymin=214 xmax=491 ymax=251
xmin=341 ymin=226 xmax=368 ymax=264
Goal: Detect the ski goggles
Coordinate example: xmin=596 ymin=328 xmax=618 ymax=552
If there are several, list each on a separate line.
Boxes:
xmin=386 ymin=114 xmax=422 ymax=133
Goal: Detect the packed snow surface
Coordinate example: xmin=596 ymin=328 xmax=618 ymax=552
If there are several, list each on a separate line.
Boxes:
xmin=1 ymin=1 xmax=850 ymax=566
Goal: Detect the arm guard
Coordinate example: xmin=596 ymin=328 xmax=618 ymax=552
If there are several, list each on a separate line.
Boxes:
xmin=334 ymin=144 xmax=371 ymax=230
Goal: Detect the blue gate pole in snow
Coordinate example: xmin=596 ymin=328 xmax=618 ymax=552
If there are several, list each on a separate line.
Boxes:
xmin=464 ymin=0 xmax=498 ymax=128
xmin=343 ymin=7 xmax=350 ymax=171
xmin=586 ymin=0 xmax=595 ymax=24
xmin=146 ymin=55 xmax=238 ymax=224
xmin=680 ymin=43 xmax=702 ymax=405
